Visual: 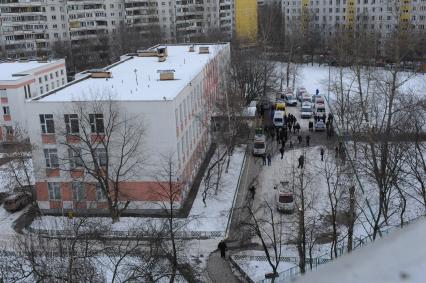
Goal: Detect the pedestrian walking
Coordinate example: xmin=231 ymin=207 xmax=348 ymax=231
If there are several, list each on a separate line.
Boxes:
xmin=320 ymin=147 xmax=325 ymax=161
xmin=218 ymin=240 xmax=228 ymax=258
xmin=335 ymin=146 xmax=339 ymax=158
xmin=289 ymin=140 xmax=293 ymax=148
xmin=294 ymin=122 xmax=300 ymax=133
xmin=249 ymin=186 xmax=256 ymax=200
xmin=322 ymin=113 xmax=326 ymax=122
xmin=298 ymin=135 xmax=302 ymax=144
xmin=267 ymin=153 xmax=272 ymax=166
xmin=262 ymin=155 xmax=267 ymax=165
xmin=297 ymin=155 xmax=305 ymax=169
xmin=309 ymin=120 xmax=313 ymax=132
xmin=279 ymin=146 xmax=284 ymax=159
xmin=306 ymin=135 xmax=310 ymax=147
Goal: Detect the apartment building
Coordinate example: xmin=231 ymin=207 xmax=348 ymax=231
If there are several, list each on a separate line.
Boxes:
xmin=0 ymin=59 xmax=66 ymax=142
xmin=0 ymin=0 xmax=236 ymax=59
xmin=281 ymin=0 xmax=426 ymax=38
xmin=26 ymin=43 xmax=230 ymax=214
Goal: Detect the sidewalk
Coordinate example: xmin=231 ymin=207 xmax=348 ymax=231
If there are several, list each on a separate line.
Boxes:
xmin=207 ymin=251 xmax=240 ymax=283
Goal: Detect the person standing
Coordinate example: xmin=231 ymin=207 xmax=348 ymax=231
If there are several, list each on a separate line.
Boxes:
xmin=218 ymin=240 xmax=228 ymax=258
xmin=298 ymin=155 xmax=305 ymax=169
xmin=309 ymin=120 xmax=313 ymax=132
xmin=267 ymin=153 xmax=272 ymax=166
xmin=298 ymin=135 xmax=302 ymax=144
xmin=262 ymin=155 xmax=267 ymax=166
xmin=320 ymin=147 xmax=325 ymax=161
xmin=249 ymin=186 xmax=256 ymax=200
xmin=306 ymin=135 xmax=310 ymax=147
xmin=279 ymin=146 xmax=285 ymax=159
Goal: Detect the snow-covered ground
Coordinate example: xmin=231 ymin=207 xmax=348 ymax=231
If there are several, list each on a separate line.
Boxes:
xmin=31 ymin=145 xmax=246 ymax=236
xmin=232 ymin=250 xmax=297 ymax=283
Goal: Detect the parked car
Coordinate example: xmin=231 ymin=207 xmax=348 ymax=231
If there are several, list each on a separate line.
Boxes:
xmin=314 ymin=120 xmax=326 ymax=131
xmin=314 ymin=104 xmax=326 ymax=118
xmin=276 ymin=182 xmax=294 ymax=213
xmin=312 ymin=95 xmax=325 ymax=105
xmin=273 ymin=110 xmax=286 ymax=127
xmin=296 ymin=87 xmax=307 ymax=101
xmin=4 ymin=193 xmax=31 ymax=213
xmin=253 ymin=134 xmax=266 ymax=156
xmin=284 ymin=94 xmax=298 ymax=106
xmin=301 ymin=93 xmax=312 ymax=103
xmin=300 ymin=103 xmax=313 ymax=119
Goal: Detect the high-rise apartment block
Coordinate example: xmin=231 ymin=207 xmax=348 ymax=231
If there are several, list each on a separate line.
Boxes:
xmin=0 ymin=0 xmax=237 ymax=59
xmin=277 ymin=0 xmax=425 ymax=38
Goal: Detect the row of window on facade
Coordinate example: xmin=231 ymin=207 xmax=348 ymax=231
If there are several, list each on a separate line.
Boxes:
xmin=177 ymin=117 xmax=203 ymax=167
xmin=47 ymin=181 xmax=106 ymax=202
xmin=175 ymin=82 xmax=202 ymax=130
xmin=40 ymin=78 xmax=66 ymax=94
xmin=38 ymin=69 xmax=64 ymax=84
xmin=40 ymin=113 xmax=105 ymax=134
xmin=44 ymin=147 xmax=107 ymax=169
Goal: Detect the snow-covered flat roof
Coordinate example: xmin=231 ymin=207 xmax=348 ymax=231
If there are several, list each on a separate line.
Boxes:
xmin=36 ymin=44 xmax=228 ymax=102
xmin=0 ymin=60 xmax=62 ymax=81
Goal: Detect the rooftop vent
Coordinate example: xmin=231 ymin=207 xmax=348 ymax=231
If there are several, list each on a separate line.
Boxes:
xmin=189 ymin=45 xmax=195 ymax=52
xmin=137 ymin=50 xmax=158 ymax=57
xmin=88 ymin=69 xmax=112 ymax=78
xmin=157 ymin=69 xmax=175 ymax=81
xmin=138 ymin=47 xmax=168 ymax=58
xmin=199 ymin=46 xmax=210 ymax=54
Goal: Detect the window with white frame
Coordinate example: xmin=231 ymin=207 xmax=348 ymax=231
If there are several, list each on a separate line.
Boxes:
xmin=40 ymin=114 xmax=55 ymax=133
xmin=68 ymin=148 xmax=82 ymax=168
xmin=44 ymin=148 xmax=59 ymax=168
xmin=48 ymin=182 xmax=61 ymax=200
xmin=89 ymin=114 xmax=104 ymax=133
xmin=64 ymin=114 xmax=79 ymax=133
xmin=72 ymin=182 xmax=85 ymax=201
xmin=0 ymin=89 xmax=6 ymax=98
xmin=95 ymin=148 xmax=107 ymax=166
xmin=95 ymin=183 xmax=106 ymax=201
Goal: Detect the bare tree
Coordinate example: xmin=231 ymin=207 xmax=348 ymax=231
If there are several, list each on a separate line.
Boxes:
xmin=58 ymin=94 xmax=145 ymax=222
xmin=241 ymin=200 xmax=285 ymax=282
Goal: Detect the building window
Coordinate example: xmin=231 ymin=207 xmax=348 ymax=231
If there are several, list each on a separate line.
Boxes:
xmin=68 ymin=148 xmax=82 ymax=168
xmin=3 ymin=106 xmax=10 ymax=115
xmin=89 ymin=114 xmax=104 ymax=133
xmin=61 ymin=69 xmax=64 ymax=75
xmin=44 ymin=148 xmax=59 ymax=168
xmin=46 ymin=84 xmax=49 ymax=91
xmin=48 ymin=182 xmax=61 ymax=200
xmin=72 ymin=182 xmax=85 ymax=201
xmin=64 ymin=114 xmax=79 ymax=133
xmin=95 ymin=183 xmax=106 ymax=201
xmin=55 ymin=71 xmax=59 ymax=77
xmin=95 ymin=148 xmax=107 ymax=166
xmin=62 ymin=78 xmax=65 ymax=85
xmin=39 ymin=77 xmax=42 ymax=83
xmin=40 ymin=86 xmax=43 ymax=94
xmin=40 ymin=114 xmax=55 ymax=133
xmin=44 ymin=75 xmax=48 ymax=81
xmin=5 ymin=126 xmax=13 ymax=136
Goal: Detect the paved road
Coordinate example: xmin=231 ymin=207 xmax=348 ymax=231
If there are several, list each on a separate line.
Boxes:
xmin=206 ymin=251 xmax=240 ymax=283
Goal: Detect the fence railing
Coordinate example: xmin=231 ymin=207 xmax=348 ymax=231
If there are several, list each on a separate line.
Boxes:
xmin=26 ymin=226 xmax=225 ymax=240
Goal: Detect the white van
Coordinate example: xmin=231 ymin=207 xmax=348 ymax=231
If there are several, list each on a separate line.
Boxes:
xmin=273 ymin=110 xmax=285 ymax=127
xmin=253 ymin=135 xmax=266 ymax=156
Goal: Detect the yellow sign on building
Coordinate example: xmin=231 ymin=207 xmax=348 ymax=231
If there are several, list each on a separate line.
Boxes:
xmin=235 ymin=0 xmax=258 ymax=43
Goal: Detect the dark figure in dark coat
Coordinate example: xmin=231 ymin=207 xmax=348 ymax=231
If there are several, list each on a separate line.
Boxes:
xmin=308 ymin=121 xmax=313 ymax=132
xmin=306 ymin=135 xmax=310 ymax=146
xmin=249 ymin=186 xmax=256 ymax=200
xmin=322 ymin=113 xmax=327 ymax=122
xmin=298 ymin=155 xmax=305 ymax=169
xmin=320 ymin=147 xmax=325 ymax=161
xmin=279 ymin=146 xmax=284 ymax=159
xmin=298 ymin=135 xmax=302 ymax=144
xmin=218 ymin=240 xmax=228 ymax=258
xmin=267 ymin=153 xmax=272 ymax=166
xmin=262 ymin=155 xmax=267 ymax=165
